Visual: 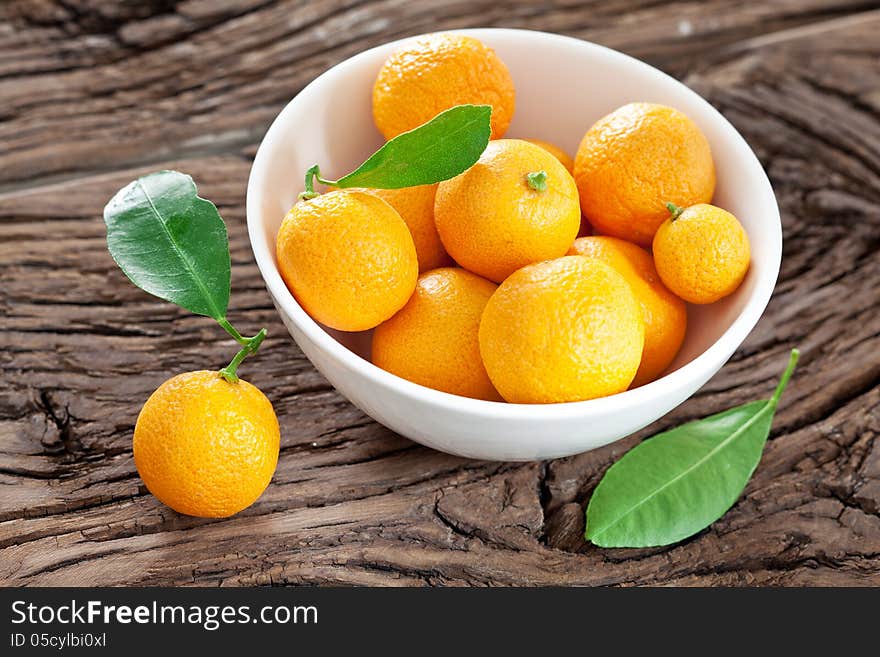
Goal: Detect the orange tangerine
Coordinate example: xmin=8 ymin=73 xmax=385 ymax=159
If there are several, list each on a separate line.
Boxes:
xmin=355 ymin=184 xmax=452 ymax=272
xmin=653 ymin=203 xmax=751 ymax=304
xmin=435 ymin=139 xmax=580 ymax=283
xmin=372 ymin=33 xmax=515 ymax=140
xmin=372 ymin=268 xmax=501 ymax=400
xmin=276 ymin=190 xmax=418 ymax=331
xmin=569 ymin=236 xmax=686 ymax=386
xmin=574 ymin=102 xmax=715 ymax=246
xmin=479 ymin=256 xmax=644 ymax=403
xmin=134 ymin=371 xmax=280 ymax=518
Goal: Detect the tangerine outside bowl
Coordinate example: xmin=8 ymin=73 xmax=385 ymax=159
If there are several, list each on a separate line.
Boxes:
xmin=246 ymin=28 xmax=781 ymax=461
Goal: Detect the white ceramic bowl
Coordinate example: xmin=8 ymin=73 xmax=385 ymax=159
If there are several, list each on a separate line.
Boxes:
xmin=246 ymin=28 xmax=781 ymax=461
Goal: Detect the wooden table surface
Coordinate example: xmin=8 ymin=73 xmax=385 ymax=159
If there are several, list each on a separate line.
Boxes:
xmin=2 ymin=0 xmax=879 ymax=586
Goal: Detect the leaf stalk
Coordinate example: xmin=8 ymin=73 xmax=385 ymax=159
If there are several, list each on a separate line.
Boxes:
xmin=299 ymin=164 xmax=337 ymax=201
xmin=218 ymin=326 xmax=267 ymax=383
xmin=770 ymin=348 xmax=800 ymax=406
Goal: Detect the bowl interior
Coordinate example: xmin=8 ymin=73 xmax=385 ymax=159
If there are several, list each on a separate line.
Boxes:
xmin=250 ymin=29 xmax=778 ymax=388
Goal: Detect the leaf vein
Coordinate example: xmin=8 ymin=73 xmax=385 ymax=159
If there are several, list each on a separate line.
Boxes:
xmin=135 ymin=180 xmax=223 ymax=320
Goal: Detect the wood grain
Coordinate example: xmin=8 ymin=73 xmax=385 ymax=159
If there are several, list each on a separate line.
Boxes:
xmin=1 ymin=0 xmax=879 ymax=586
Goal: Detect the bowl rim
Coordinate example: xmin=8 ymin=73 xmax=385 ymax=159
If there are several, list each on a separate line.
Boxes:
xmin=246 ymin=27 xmax=781 ymax=420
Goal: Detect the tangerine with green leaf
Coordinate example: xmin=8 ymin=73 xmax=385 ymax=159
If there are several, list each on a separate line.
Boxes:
xmin=104 ymin=171 xmax=276 ymax=519
xmin=276 ymin=105 xmax=492 ymax=329
xmin=276 ymin=190 xmax=418 ymax=331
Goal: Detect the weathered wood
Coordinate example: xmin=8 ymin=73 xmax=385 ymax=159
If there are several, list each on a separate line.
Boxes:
xmin=1 ymin=0 xmax=879 ymax=586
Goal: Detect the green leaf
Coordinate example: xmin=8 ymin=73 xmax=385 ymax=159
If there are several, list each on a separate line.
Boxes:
xmin=103 ymin=170 xmax=231 ymax=320
xmin=585 ymin=349 xmax=800 ymax=548
xmin=333 ymin=104 xmax=492 ymax=189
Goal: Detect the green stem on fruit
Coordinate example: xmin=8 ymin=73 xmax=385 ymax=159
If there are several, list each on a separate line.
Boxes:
xmin=299 ymin=164 xmax=339 ymax=201
xmin=219 ymin=326 xmax=267 ymax=383
xmin=665 ymin=201 xmax=685 ymax=220
xmin=526 ymin=170 xmax=548 ymax=192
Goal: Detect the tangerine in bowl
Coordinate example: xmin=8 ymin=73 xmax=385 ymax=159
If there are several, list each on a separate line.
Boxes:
xmin=247 ymin=28 xmax=781 ymax=461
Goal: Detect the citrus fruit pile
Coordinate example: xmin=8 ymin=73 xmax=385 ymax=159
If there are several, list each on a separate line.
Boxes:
xmin=276 ymin=33 xmax=751 ymax=404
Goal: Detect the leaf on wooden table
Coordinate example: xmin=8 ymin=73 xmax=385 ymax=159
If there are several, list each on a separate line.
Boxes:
xmin=103 ymin=170 xmax=231 ymax=320
xmin=586 ymin=350 xmax=800 ymax=548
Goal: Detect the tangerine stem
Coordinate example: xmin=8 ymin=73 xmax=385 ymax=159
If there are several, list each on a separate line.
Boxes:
xmin=219 ymin=327 xmax=267 ymax=383
xmin=526 ymin=170 xmax=548 ymax=192
xmin=299 ymin=164 xmax=338 ymax=201
xmin=665 ymin=201 xmax=685 ymax=220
